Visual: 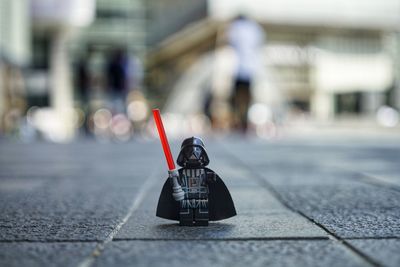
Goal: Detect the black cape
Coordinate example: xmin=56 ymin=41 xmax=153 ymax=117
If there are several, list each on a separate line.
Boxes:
xmin=156 ymin=167 xmax=236 ymax=221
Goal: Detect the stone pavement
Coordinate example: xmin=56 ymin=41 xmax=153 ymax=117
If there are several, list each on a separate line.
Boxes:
xmin=0 ymin=136 xmax=400 ymax=267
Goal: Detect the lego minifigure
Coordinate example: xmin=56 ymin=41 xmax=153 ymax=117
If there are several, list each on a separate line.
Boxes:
xmin=157 ymin=137 xmax=237 ymax=226
xmin=152 ymin=109 xmax=236 ymax=226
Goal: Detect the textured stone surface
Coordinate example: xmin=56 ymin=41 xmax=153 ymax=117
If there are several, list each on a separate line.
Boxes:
xmin=0 ymin=178 xmax=140 ymax=241
xmin=227 ymin=139 xmax=400 ymax=240
xmin=94 ymin=240 xmax=366 ymax=267
xmin=2 ymin=138 xmax=400 ymax=267
xmin=274 ymin=184 xmax=400 ymax=238
xmin=229 ymin=186 xmax=286 ymax=212
xmin=0 ymin=142 xmax=157 ymax=241
xmin=206 ymin=164 xmax=260 ymax=187
xmin=0 ymin=242 xmax=96 ymax=267
xmin=348 ymin=239 xmax=400 ymax=267
xmin=114 ymin=210 xmax=327 ymax=240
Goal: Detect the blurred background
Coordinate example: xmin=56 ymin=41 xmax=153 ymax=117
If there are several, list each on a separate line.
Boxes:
xmin=1 ymin=0 xmax=400 ymax=143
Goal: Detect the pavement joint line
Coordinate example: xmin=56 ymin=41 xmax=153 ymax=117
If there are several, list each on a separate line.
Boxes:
xmin=358 ymin=172 xmax=400 ymax=193
xmin=111 ymin=237 xmax=329 ymax=242
xmin=344 ymin=236 xmax=400 ymax=240
xmin=323 ymin=163 xmax=400 ymax=193
xmin=0 ymin=240 xmax=100 ymax=243
xmin=77 ymin=167 xmax=160 ymax=267
xmin=219 ymin=142 xmax=381 ymax=267
xmin=279 ymin=208 xmax=382 ymax=267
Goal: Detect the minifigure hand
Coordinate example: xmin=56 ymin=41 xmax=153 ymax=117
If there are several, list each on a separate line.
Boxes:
xmin=168 ymin=169 xmax=181 ymax=186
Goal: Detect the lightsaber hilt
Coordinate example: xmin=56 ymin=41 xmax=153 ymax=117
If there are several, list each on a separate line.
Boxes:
xmin=168 ymin=169 xmax=185 ymax=201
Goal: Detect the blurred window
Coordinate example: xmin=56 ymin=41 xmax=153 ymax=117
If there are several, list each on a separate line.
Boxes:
xmin=96 ymin=9 xmax=131 ymax=19
xmin=291 ymin=100 xmax=310 ymax=112
xmin=32 ymin=35 xmax=50 ymax=70
xmin=335 ymin=92 xmax=362 ymax=114
xmin=27 ymin=94 xmax=49 ymax=108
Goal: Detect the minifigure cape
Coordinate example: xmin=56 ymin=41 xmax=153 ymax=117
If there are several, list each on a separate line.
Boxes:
xmin=156 ymin=168 xmax=236 ymax=221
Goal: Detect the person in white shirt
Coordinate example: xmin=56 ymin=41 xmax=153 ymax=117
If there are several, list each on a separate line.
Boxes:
xmin=227 ymin=15 xmax=265 ymax=131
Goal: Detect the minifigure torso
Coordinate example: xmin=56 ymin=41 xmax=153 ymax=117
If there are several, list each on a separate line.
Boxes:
xmin=179 ymin=168 xmax=209 ymax=210
xmin=180 ymin=168 xmax=209 ymax=199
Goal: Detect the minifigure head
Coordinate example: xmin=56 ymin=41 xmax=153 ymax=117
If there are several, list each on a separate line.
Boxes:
xmin=177 ymin=137 xmax=210 ymax=168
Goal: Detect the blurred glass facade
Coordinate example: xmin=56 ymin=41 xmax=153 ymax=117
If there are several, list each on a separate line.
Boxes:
xmin=1 ymin=0 xmax=400 ymax=142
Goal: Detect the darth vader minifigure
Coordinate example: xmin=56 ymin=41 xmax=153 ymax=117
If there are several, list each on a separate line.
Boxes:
xmin=156 ymin=137 xmax=236 ymax=226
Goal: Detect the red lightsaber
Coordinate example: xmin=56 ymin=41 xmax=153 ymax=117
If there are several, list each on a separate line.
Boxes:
xmin=152 ymin=109 xmax=175 ymax=170
xmin=152 ymin=109 xmax=184 ymax=201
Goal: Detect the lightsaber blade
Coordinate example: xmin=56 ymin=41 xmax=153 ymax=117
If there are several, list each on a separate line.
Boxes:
xmin=152 ymin=109 xmax=184 ymax=201
xmin=152 ymin=109 xmax=175 ymax=170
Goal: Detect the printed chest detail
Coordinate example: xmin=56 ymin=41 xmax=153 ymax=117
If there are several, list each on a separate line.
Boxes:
xmin=181 ymin=168 xmax=209 ymax=198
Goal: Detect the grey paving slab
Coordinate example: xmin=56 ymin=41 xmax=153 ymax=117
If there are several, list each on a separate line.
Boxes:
xmin=0 ymin=242 xmax=96 ymax=267
xmin=348 ymin=238 xmax=400 ymax=267
xmin=257 ymin=165 xmax=363 ymax=186
xmin=119 ymin=160 xmax=324 ymax=240
xmin=274 ymin=184 xmax=400 ymax=238
xmin=0 ymin=142 xmax=159 ymax=241
xmin=94 ymin=240 xmax=366 ymax=267
xmin=2 ymin=138 xmax=399 ymax=267
xmin=225 ymin=147 xmax=369 ymax=187
xmin=226 ymin=139 xmax=398 ymax=169
xmin=229 ymin=186 xmax=286 ymax=213
xmin=207 ymin=165 xmax=260 ymax=187
xmin=114 ymin=210 xmax=327 ymax=240
xmin=226 ymin=143 xmax=349 ymax=166
xmin=137 ymin=184 xmax=286 ymax=214
xmin=0 ymin=176 xmax=141 ymax=241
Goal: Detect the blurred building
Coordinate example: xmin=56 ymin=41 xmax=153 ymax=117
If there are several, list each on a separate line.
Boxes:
xmin=145 ymin=0 xmax=208 ymax=103
xmin=0 ymin=0 xmax=30 ymax=135
xmin=70 ymin=0 xmax=146 ymax=63
xmin=71 ymin=0 xmax=147 ymax=100
xmin=2 ymin=0 xmax=400 ymax=141
xmin=28 ymin=0 xmax=95 ymax=141
xmin=1 ymin=0 xmax=147 ymax=141
xmin=147 ymin=0 xmax=400 ymax=122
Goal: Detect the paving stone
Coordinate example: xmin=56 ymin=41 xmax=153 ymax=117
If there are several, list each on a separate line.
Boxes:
xmin=94 ymin=240 xmax=365 ymax=267
xmin=274 ymin=184 xmax=400 ymax=238
xmin=0 ymin=178 xmax=46 ymax=192
xmin=114 ymin=210 xmax=327 ymax=240
xmin=0 ymin=242 xmax=96 ymax=267
xmin=138 ymin=183 xmax=285 ymax=214
xmin=1 ymin=138 xmax=400 ymax=267
xmin=207 ymin=165 xmax=260 ymax=187
xmin=348 ymin=238 xmax=400 ymax=267
xmin=229 ymin=187 xmax=286 ymax=213
xmin=0 ymin=142 xmax=157 ymax=241
xmin=258 ymin=165 xmax=363 ymax=186
xmin=0 ymin=176 xmax=141 ymax=241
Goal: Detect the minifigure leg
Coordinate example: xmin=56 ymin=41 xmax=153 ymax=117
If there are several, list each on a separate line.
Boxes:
xmin=194 ymin=200 xmax=209 ymax=226
xmin=179 ymin=207 xmax=194 ymax=226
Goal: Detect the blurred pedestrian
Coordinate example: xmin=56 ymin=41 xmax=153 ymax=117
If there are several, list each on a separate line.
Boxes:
xmin=77 ymin=51 xmax=91 ymax=135
xmin=77 ymin=54 xmax=90 ymax=106
xmin=106 ymin=48 xmax=129 ymax=114
xmin=227 ymin=15 xmax=265 ymax=132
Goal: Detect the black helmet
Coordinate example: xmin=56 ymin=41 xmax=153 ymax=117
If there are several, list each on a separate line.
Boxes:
xmin=177 ymin=137 xmax=210 ymax=167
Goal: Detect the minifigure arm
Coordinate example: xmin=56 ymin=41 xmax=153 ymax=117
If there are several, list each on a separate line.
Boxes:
xmin=168 ymin=169 xmax=184 ymax=201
